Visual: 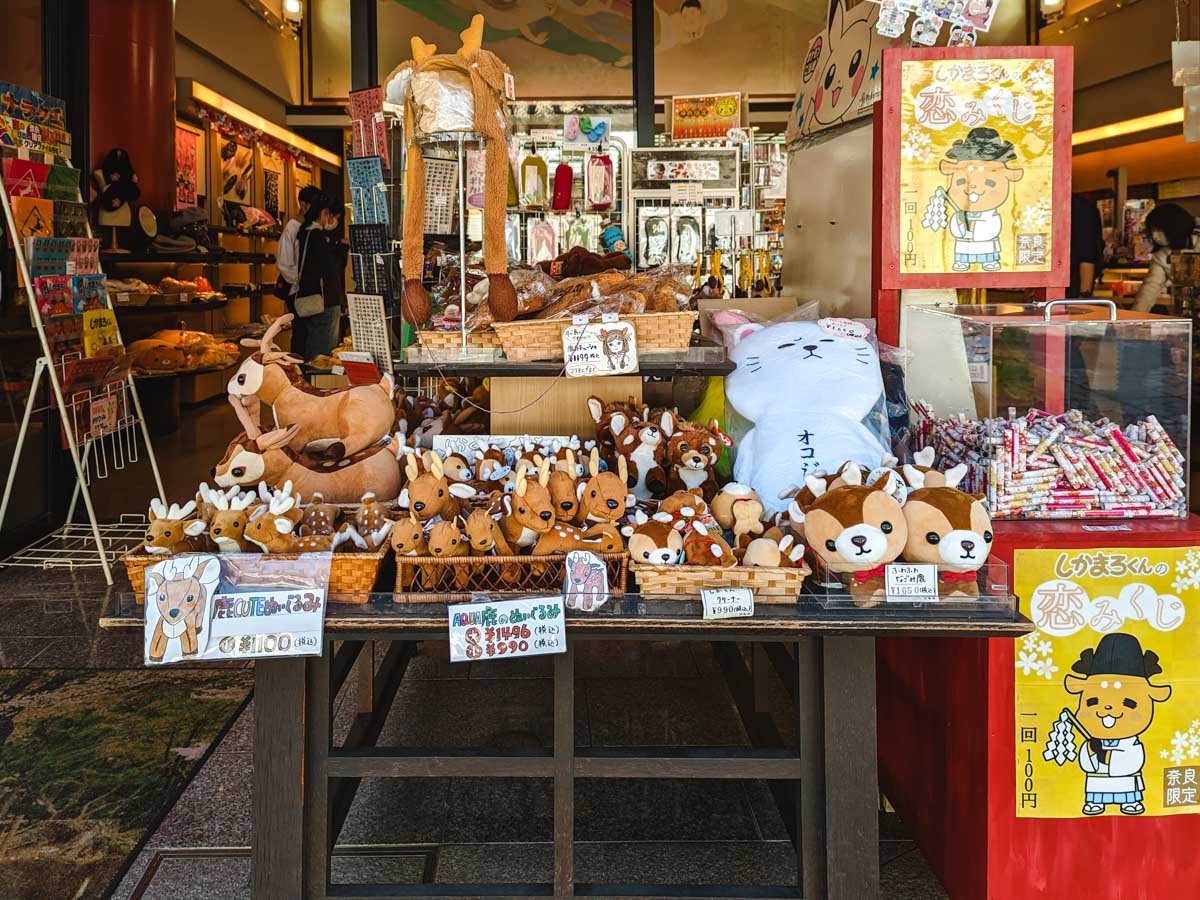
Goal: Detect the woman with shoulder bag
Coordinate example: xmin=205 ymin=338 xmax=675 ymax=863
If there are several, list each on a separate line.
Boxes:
xmin=294 ymin=197 xmax=346 ymax=360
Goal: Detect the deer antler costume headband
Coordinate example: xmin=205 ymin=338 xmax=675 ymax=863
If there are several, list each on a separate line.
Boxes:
xmin=385 ymin=14 xmax=517 ymax=326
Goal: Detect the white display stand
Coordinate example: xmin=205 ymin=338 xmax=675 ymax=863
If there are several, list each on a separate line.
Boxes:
xmin=0 ymin=149 xmax=165 ymax=584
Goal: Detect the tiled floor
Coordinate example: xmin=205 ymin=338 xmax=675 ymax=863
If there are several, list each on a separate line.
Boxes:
xmin=108 ymin=645 xmax=950 ymax=899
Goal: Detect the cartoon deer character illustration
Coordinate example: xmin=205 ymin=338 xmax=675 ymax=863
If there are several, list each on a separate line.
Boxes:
xmin=385 ymin=15 xmax=519 ymax=325
xmin=1062 ymin=633 xmax=1172 ymax=817
xmin=226 ymin=314 xmax=397 ymax=459
xmin=563 ymin=550 xmax=609 ymax=612
xmin=146 ymin=555 xmax=219 ymax=662
xmin=926 ymin=127 xmax=1025 ymax=272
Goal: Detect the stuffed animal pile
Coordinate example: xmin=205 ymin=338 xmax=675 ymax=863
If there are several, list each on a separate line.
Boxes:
xmin=140 ymin=481 xmax=392 ymax=558
xmin=784 ymin=459 xmax=993 ymax=602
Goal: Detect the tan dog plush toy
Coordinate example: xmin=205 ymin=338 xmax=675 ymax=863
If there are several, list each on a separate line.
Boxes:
xmin=900 ymin=482 xmax=992 ymax=597
xmin=790 ymin=473 xmax=907 ymax=602
xmin=386 ymin=15 xmax=517 ymax=325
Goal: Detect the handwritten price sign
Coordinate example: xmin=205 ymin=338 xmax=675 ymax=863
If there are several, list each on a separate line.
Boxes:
xmin=447 ymin=595 xmax=567 ymax=663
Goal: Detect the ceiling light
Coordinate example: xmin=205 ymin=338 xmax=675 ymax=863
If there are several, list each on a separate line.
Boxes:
xmin=1072 ymin=107 xmax=1185 ymax=146
xmin=284 ymin=0 xmax=302 ymax=19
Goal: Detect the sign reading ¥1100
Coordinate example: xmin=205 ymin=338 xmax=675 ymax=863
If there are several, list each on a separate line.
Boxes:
xmin=143 ymin=553 xmax=328 ymax=666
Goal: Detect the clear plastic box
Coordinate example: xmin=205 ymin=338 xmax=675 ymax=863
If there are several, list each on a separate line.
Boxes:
xmin=806 ymin=555 xmax=1017 ymax=620
xmin=904 ymin=300 xmax=1191 ymax=519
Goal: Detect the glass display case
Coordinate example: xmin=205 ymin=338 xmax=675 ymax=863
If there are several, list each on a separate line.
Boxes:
xmin=904 ymin=300 xmax=1191 ymax=519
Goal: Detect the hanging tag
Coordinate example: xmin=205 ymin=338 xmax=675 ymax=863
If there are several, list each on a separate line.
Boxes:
xmin=504 ymin=72 xmax=516 ymax=101
xmin=600 ymin=312 xmax=619 ymax=324
xmin=571 ymin=313 xmax=589 ymax=326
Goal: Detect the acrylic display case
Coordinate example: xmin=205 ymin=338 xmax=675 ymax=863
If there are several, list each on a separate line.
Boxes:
xmin=904 ymin=300 xmax=1191 ymax=519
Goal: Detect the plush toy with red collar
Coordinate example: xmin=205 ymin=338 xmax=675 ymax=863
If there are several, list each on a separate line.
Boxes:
xmin=789 ymin=473 xmax=908 ymax=603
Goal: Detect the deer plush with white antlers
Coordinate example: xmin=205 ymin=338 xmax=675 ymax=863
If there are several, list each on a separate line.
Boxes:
xmin=145 ymin=498 xmax=210 ymax=556
xmin=243 ymin=482 xmax=368 ymax=553
xmin=226 ymin=314 xmax=398 ymax=459
xmin=204 ymin=485 xmax=259 ymax=553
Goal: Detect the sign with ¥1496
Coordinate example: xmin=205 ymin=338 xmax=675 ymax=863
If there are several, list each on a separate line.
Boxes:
xmin=448 ymin=595 xmax=566 ymax=663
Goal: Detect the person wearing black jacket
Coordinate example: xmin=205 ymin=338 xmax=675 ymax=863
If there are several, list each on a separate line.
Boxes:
xmin=293 ymin=197 xmax=347 ymax=360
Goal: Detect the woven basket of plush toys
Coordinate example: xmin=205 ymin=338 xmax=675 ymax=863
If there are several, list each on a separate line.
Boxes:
xmin=120 ymin=483 xmax=396 ymax=604
xmin=418 ymin=263 xmax=697 ymax=361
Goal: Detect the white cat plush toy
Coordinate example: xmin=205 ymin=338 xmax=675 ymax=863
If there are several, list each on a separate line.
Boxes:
xmin=724 ymin=317 xmax=890 ymax=515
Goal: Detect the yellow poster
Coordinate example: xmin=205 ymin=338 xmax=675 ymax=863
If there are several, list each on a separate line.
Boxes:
xmin=899 ymin=58 xmax=1055 ymax=275
xmin=82 ymin=308 xmax=117 ymax=357
xmin=1015 ymin=547 xmax=1200 ymax=819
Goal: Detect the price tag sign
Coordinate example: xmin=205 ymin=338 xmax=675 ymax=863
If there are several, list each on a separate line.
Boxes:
xmin=448 ymin=595 xmax=566 ymax=663
xmin=884 ymin=563 xmax=939 ymax=600
xmin=669 ymin=181 xmax=705 ymax=205
xmin=143 ymin=553 xmax=329 ymax=666
xmin=562 ymin=320 xmax=638 ymax=377
xmin=701 ymin=587 xmax=755 ymax=620
xmin=531 ymin=127 xmax=559 ymax=142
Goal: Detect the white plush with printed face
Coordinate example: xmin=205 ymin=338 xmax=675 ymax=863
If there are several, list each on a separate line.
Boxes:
xmin=214 ymin=447 xmax=266 ymax=487
xmin=726 ymin=319 xmax=888 ymax=515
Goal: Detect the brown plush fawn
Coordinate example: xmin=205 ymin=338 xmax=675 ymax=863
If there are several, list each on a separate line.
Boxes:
xmin=546 ymin=449 xmax=582 ymax=524
xmin=427 ymin=517 xmax=472 ymax=590
xmin=402 ymin=451 xmax=475 ymax=524
xmin=355 ymin=491 xmax=394 ymax=549
xmin=145 ymin=498 xmax=210 ymax=556
xmin=205 ymin=486 xmax=259 ymax=553
xmin=500 ymin=458 xmax=555 ymax=554
xmin=576 ymin=449 xmax=631 ymax=526
xmin=299 ymin=492 xmax=343 ymax=536
xmin=244 ymin=483 xmax=367 ymax=553
xmin=389 ymin=512 xmax=430 ymax=590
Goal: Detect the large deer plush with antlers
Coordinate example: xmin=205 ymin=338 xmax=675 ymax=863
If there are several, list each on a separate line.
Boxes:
xmin=226 ymin=314 xmax=398 ymax=459
xmin=384 ymin=14 xmax=518 ymax=326
xmin=213 ymin=423 xmax=404 ymax=504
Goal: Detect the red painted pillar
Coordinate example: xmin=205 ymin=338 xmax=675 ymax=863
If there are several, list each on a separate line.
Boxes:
xmin=88 ymin=0 xmax=175 ymax=214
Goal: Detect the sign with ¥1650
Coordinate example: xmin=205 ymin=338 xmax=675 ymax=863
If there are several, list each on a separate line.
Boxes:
xmin=143 ymin=553 xmax=329 ymax=666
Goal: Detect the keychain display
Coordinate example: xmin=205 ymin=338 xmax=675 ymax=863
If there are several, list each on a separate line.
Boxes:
xmin=551 ymin=162 xmax=574 ymax=211
xmin=586 ymin=154 xmax=614 ymax=211
xmin=527 ymin=218 xmax=558 ymax=264
xmin=671 ymin=207 xmax=704 ymax=267
xmin=637 ymin=206 xmax=670 ymax=270
xmin=520 ymin=152 xmax=548 ymax=209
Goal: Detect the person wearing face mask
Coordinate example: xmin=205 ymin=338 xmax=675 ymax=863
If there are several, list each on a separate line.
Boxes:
xmin=1134 ymin=202 xmax=1200 ymax=313
xmin=294 ymin=196 xmax=348 ymax=361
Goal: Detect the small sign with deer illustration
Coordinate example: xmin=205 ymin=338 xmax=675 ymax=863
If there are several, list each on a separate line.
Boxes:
xmin=562 ymin=320 xmax=638 ymax=378
xmin=563 ymin=550 xmax=611 ymax=611
xmin=143 ymin=553 xmax=331 ymax=666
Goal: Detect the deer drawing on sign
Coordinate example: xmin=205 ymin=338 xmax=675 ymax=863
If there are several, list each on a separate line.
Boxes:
xmin=564 ymin=550 xmax=608 ymax=612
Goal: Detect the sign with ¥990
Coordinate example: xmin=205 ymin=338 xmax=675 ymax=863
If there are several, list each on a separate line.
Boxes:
xmin=448 ymin=595 xmax=566 ymax=663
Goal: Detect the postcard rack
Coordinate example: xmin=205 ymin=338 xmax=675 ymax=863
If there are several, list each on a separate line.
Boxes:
xmin=0 ymin=149 xmax=165 ymax=584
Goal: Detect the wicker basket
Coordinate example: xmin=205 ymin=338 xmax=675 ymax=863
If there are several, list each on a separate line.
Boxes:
xmin=491 ymin=311 xmax=697 ymax=362
xmin=121 ymin=542 xmax=391 ymax=605
xmin=395 ymin=551 xmax=628 ymax=602
xmin=630 ymin=561 xmax=810 ymax=604
xmin=416 ymin=327 xmax=499 ymax=350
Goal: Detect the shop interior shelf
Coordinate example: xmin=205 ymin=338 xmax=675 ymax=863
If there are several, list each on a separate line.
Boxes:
xmin=100 ymin=250 xmax=276 ymax=265
xmin=396 ymin=343 xmax=733 ymax=377
xmin=113 ymin=297 xmax=229 ymax=313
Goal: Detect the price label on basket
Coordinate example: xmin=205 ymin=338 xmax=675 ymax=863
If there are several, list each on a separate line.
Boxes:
xmin=884 ymin=564 xmax=939 ymax=601
xmin=142 ymin=553 xmax=329 ymax=666
xmin=448 ymin=595 xmax=566 ymax=663
xmin=701 ymin=587 xmax=754 ymax=620
xmin=562 ymin=319 xmax=638 ymax=377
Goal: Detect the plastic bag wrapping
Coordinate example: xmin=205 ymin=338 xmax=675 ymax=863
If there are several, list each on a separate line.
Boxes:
xmin=708 ymin=299 xmax=821 ymax=348
xmin=466 ymin=267 xmax=558 ymax=329
xmin=410 ymin=67 xmax=475 ymax=135
xmin=721 ymin=314 xmax=893 ymax=515
xmin=541 ymin=288 xmax=647 ymax=320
